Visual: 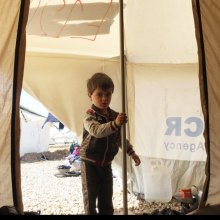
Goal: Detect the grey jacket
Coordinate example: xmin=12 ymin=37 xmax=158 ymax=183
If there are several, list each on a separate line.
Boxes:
xmin=80 ymin=105 xmax=135 ymax=166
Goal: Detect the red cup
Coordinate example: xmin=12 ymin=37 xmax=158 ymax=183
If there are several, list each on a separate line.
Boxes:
xmin=179 ymin=189 xmax=192 ymax=198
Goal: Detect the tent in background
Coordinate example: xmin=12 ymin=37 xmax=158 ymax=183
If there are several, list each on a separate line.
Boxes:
xmin=20 ymin=106 xmax=77 ymax=156
xmin=20 ymin=106 xmax=50 ymax=157
xmin=0 ymin=0 xmax=220 ymax=215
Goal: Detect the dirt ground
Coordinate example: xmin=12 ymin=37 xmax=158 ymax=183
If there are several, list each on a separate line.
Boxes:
xmin=20 ymin=144 xmax=69 ymax=163
xmin=20 ymin=144 xmax=188 ymax=215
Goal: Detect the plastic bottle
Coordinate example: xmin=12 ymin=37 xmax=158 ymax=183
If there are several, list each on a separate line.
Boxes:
xmin=143 ymin=159 xmax=172 ymax=202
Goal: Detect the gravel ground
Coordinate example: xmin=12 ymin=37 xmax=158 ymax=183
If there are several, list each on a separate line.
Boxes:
xmin=20 ymin=147 xmax=182 ymax=215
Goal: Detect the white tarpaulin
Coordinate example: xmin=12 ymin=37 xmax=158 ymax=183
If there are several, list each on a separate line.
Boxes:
xmin=26 ymin=0 xmax=120 ymax=57
xmin=20 ymin=118 xmax=50 ymax=156
xmin=131 ymin=64 xmax=205 ymax=161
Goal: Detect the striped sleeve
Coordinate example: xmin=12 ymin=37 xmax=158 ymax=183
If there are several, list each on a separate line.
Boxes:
xmin=126 ymin=140 xmax=135 ymax=156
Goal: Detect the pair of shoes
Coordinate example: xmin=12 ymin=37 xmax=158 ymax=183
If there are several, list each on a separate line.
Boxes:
xmin=66 ymin=171 xmax=81 ymax=177
xmin=54 ymin=171 xmax=81 ymax=178
xmin=24 ymin=210 xmax=41 ymax=215
xmin=57 ymin=165 xmax=71 ymax=169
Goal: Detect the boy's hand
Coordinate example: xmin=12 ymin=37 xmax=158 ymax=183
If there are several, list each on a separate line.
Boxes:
xmin=131 ymin=153 xmax=141 ymax=166
xmin=115 ymin=112 xmax=128 ymax=126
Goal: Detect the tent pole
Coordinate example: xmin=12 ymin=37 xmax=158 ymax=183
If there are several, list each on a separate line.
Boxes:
xmin=119 ymin=0 xmax=128 ymax=215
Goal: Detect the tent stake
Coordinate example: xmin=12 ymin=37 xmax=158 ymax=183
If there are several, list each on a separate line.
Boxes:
xmin=119 ymin=0 xmax=128 ymax=215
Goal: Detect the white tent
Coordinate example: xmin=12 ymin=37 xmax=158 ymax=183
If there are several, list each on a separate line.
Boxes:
xmin=20 ymin=106 xmax=50 ymax=157
xmin=1 ymin=0 xmax=220 ymax=215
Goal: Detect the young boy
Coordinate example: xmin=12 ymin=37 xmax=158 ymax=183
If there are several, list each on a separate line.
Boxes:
xmin=80 ymin=72 xmax=141 ymax=215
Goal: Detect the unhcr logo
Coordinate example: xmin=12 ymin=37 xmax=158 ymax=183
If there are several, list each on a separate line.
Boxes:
xmin=165 ymin=117 xmax=204 ymax=137
xmin=164 ymin=117 xmax=205 ymax=153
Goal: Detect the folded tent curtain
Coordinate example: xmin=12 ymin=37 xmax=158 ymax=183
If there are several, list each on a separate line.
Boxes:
xmin=0 ymin=0 xmax=30 ymax=213
xmin=192 ymin=0 xmax=220 ymax=212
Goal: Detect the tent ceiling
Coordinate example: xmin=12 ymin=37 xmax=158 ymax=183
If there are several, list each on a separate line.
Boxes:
xmin=124 ymin=0 xmax=198 ymax=63
xmin=26 ymin=0 xmax=198 ymax=63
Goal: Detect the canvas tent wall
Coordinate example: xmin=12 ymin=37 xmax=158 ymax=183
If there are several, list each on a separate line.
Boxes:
xmin=0 ymin=0 xmax=220 ymax=215
xmin=0 ymin=0 xmax=29 ymax=213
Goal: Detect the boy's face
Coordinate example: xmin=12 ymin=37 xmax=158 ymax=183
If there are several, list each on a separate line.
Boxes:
xmin=89 ymin=87 xmax=113 ymax=111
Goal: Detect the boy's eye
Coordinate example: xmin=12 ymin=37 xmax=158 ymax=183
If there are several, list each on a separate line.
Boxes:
xmin=96 ymin=93 xmax=112 ymax=97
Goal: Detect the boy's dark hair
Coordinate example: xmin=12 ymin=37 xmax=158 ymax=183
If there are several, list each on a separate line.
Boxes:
xmin=87 ymin=73 xmax=114 ymax=94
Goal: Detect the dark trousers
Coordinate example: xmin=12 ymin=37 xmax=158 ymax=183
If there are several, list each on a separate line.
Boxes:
xmin=81 ymin=161 xmax=113 ymax=215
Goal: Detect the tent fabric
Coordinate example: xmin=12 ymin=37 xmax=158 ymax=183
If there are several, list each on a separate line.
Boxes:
xmin=0 ymin=0 xmax=29 ymax=213
xmin=0 ymin=0 xmax=30 ymax=213
xmin=126 ymin=63 xmax=205 ymax=161
xmin=12 ymin=1 xmax=30 ymax=213
xmin=23 ymin=53 xmax=122 ymax=137
xmin=125 ymin=62 xmax=206 ymax=196
xmin=124 ymin=0 xmax=198 ymax=63
xmin=25 ymin=0 xmax=198 ymax=63
xmin=20 ymin=118 xmax=50 ymax=157
xmin=192 ymin=0 xmax=220 ymax=212
xmin=0 ymin=0 xmax=20 ymax=209
xmin=42 ymin=113 xmax=64 ymax=130
xmin=26 ymin=0 xmax=120 ymax=57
